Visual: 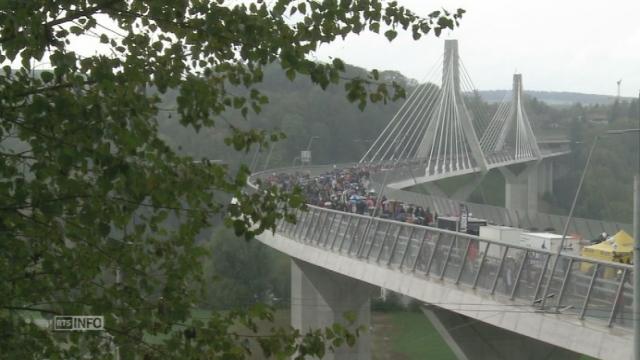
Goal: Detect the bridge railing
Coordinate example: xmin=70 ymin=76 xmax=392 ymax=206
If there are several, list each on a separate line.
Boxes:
xmin=275 ymin=205 xmax=633 ymax=331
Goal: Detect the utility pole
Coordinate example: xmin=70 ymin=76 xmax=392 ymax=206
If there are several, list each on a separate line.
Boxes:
xmin=616 ymin=79 xmax=622 ymax=98
xmin=634 ymin=174 xmax=639 ymax=360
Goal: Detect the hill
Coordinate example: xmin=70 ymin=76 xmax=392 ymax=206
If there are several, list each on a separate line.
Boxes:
xmin=478 ymin=90 xmax=631 ymax=106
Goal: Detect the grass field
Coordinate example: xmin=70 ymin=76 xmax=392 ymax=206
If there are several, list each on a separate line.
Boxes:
xmin=372 ymin=311 xmax=456 ymax=360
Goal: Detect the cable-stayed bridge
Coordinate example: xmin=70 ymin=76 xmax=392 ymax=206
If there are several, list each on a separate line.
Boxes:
xmin=359 ymin=40 xmax=568 ymax=193
xmin=250 ymin=40 xmax=632 ymax=359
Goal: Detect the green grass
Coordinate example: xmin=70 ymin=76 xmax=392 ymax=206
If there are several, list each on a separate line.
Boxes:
xmin=388 ymin=311 xmax=456 ymax=360
xmin=372 ymin=310 xmax=456 ymax=360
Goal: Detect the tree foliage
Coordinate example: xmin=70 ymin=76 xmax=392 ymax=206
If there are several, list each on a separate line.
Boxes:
xmin=0 ymin=0 xmax=464 ymax=358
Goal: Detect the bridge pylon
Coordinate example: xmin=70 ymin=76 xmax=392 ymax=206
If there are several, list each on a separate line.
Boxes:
xmin=359 ymin=40 xmax=488 ymax=179
xmin=481 ymin=74 xmax=542 ymax=164
xmin=415 ymin=39 xmax=488 ymax=176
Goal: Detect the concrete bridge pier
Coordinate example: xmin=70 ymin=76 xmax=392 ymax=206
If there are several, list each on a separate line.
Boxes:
xmin=291 ymin=259 xmax=377 ymax=359
xmin=537 ymin=159 xmax=554 ymax=196
xmin=500 ymin=162 xmax=540 ymax=214
xmin=422 ymin=306 xmax=580 ymax=360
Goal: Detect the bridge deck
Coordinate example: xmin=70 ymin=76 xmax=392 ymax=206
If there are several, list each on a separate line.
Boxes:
xmin=376 ymin=145 xmax=570 ymax=189
xmin=257 ymin=205 xmax=633 ymax=360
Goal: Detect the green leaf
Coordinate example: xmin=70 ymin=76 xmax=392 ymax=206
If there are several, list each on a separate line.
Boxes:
xmin=40 ymin=71 xmax=54 ymax=83
xmin=69 ymin=26 xmax=83 ymax=35
xmin=286 ymin=68 xmax=296 ymax=81
xmin=384 ymin=29 xmax=397 ymax=41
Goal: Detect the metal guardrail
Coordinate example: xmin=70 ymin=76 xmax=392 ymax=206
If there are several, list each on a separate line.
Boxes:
xmin=276 ymin=205 xmax=634 ymax=331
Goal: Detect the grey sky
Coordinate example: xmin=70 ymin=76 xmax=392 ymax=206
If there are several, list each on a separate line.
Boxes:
xmin=314 ymin=0 xmax=640 ymax=97
xmin=24 ymin=1 xmax=639 ymax=97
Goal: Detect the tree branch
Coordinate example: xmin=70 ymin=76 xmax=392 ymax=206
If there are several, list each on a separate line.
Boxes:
xmin=0 ymin=2 xmax=118 ymax=44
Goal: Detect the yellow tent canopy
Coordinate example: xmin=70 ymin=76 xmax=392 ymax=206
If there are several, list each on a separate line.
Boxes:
xmin=581 ymin=230 xmax=633 ymax=275
xmin=582 ymin=230 xmax=633 ymax=259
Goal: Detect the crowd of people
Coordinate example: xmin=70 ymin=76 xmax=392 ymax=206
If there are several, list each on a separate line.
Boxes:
xmin=263 ymin=166 xmax=436 ymax=226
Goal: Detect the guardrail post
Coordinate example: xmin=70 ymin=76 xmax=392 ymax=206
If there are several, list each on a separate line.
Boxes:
xmin=303 ymin=209 xmax=318 ymax=241
xmin=411 ymin=232 xmax=428 ymax=272
xmin=295 ymin=210 xmax=310 ymax=239
xmin=439 ymin=235 xmax=457 ymax=280
xmin=372 ymin=223 xmax=393 ymax=261
xmin=377 ymin=225 xmax=401 ymax=263
xmin=322 ymin=213 xmax=337 ymax=247
xmin=399 ymin=228 xmax=416 ymax=270
xmin=580 ymin=263 xmax=600 ymax=320
xmin=330 ymin=215 xmax=346 ymax=250
xmin=347 ymin=218 xmax=363 ymax=255
xmin=337 ymin=216 xmax=353 ymax=252
xmin=455 ymin=238 xmax=472 ymax=285
xmin=358 ymin=220 xmax=380 ymax=258
xmin=310 ymin=211 xmax=327 ymax=244
xmin=490 ymin=246 xmax=509 ymax=295
xmin=425 ymin=234 xmax=441 ymax=276
xmin=472 ymin=242 xmax=489 ymax=289
xmin=386 ymin=226 xmax=407 ymax=266
xmin=510 ymin=251 xmax=528 ymax=300
xmin=555 ymin=258 xmax=574 ymax=308
xmin=532 ymin=254 xmax=551 ymax=304
xmin=608 ymin=269 xmax=628 ymax=327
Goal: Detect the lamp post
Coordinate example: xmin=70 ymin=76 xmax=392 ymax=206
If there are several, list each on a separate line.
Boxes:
xmin=306 ymin=136 xmax=320 ymax=151
xmin=300 ymin=136 xmax=319 ymax=166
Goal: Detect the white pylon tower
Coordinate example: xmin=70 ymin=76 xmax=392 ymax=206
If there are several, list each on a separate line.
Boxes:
xmin=414 ymin=40 xmax=487 ymax=176
xmin=359 ymin=40 xmax=488 ymax=177
xmin=480 ymin=74 xmax=541 ymax=163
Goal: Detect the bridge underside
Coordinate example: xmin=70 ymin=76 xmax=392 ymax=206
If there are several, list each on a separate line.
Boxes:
xmin=423 ymin=305 xmax=580 ymax=360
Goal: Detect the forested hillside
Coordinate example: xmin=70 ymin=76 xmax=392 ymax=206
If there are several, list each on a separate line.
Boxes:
xmin=156 ymin=63 xmax=413 ymax=168
xmin=480 ymin=90 xmax=632 ymax=106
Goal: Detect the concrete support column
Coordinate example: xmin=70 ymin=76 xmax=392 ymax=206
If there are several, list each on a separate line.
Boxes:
xmin=422 ymin=306 xmax=580 ymax=360
xmin=291 ymin=259 xmax=377 ymax=360
xmin=500 ymin=163 xmax=539 ymax=214
xmin=546 ymin=160 xmax=554 ymax=194
xmin=536 ymin=160 xmax=554 ymax=196
xmin=537 ymin=160 xmax=547 ymax=195
xmin=527 ymin=165 xmax=539 ymax=212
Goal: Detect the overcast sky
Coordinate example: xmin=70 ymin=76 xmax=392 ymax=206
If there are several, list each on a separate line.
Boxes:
xmin=314 ymin=0 xmax=640 ymax=97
